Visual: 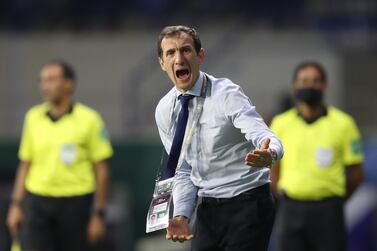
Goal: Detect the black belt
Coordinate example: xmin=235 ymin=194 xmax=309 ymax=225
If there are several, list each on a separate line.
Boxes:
xmin=282 ymin=194 xmax=344 ymax=204
xmin=201 ymin=183 xmax=270 ymax=205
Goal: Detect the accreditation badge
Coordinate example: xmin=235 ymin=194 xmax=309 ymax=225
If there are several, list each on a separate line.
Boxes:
xmin=60 ymin=144 xmax=77 ymax=165
xmin=146 ymin=177 xmax=174 ymax=233
xmin=315 ymin=147 xmax=335 ymax=168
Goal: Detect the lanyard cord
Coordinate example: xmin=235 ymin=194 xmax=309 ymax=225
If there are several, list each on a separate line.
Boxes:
xmin=154 ymin=74 xmax=210 ymax=182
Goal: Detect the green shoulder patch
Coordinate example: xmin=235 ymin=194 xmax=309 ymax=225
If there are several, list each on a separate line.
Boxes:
xmin=101 ymin=127 xmax=110 ymax=140
xmin=351 ymin=139 xmax=362 ymax=154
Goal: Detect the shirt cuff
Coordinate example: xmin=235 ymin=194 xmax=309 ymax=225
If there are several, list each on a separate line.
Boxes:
xmin=173 ymin=205 xmax=195 ymax=220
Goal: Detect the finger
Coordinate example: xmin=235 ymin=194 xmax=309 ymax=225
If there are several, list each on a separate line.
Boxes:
xmin=89 ymin=232 xmax=100 ymax=245
xmin=186 ymin=234 xmax=194 ymax=240
xmin=245 ymin=153 xmax=259 ymax=161
xmin=88 ymin=236 xmax=95 ymax=245
xmin=261 ymin=138 xmax=270 ymax=150
xmin=177 ymin=234 xmax=194 ymax=242
xmin=245 ymin=156 xmax=264 ymax=164
xmin=172 ymin=235 xmax=181 ymax=242
xmin=166 ymin=233 xmax=172 ymax=240
xmin=179 ymin=235 xmax=187 ymax=242
xmin=245 ymin=161 xmax=256 ymax=166
xmin=246 ymin=149 xmax=263 ymax=156
xmin=253 ymin=150 xmax=270 ymax=155
xmin=9 ymin=223 xmax=19 ymax=238
xmin=9 ymin=226 xmax=16 ymax=238
xmin=245 ymin=160 xmax=266 ymax=167
xmin=87 ymin=232 xmax=96 ymax=245
xmin=246 ymin=152 xmax=259 ymax=157
xmin=253 ymin=151 xmax=272 ymax=163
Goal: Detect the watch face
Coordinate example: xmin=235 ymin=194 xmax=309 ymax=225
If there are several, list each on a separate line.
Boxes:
xmin=272 ymin=150 xmax=277 ymax=160
xmin=94 ymin=209 xmax=105 ymax=218
xmin=270 ymin=150 xmax=277 ymax=166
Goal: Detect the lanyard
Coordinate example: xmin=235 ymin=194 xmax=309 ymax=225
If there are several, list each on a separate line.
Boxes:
xmin=156 ymin=74 xmax=210 ymax=181
xmin=175 ymin=75 xmax=208 ymax=173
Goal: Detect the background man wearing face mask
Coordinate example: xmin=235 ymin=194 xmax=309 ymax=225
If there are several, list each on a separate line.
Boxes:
xmin=270 ymin=61 xmax=364 ymax=251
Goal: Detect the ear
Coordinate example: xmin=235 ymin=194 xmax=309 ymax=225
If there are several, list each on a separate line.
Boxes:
xmin=321 ymin=81 xmax=328 ymax=92
xmin=290 ymin=81 xmax=297 ymax=94
xmin=198 ymin=48 xmax=205 ymax=65
xmin=159 ymin=57 xmax=167 ymax=72
xmin=65 ymin=79 xmax=75 ymax=94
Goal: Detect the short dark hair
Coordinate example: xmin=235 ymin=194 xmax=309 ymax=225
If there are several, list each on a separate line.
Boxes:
xmin=45 ymin=60 xmax=76 ymax=81
xmin=157 ymin=25 xmax=202 ymax=58
xmin=293 ymin=61 xmax=327 ymax=83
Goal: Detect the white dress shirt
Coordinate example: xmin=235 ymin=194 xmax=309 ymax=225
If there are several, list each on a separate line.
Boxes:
xmin=155 ymin=71 xmax=283 ymax=219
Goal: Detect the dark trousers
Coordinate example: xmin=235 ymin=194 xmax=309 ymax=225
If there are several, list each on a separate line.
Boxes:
xmin=275 ymin=196 xmax=346 ymax=251
xmin=21 ymin=192 xmax=93 ymax=251
xmin=192 ymin=184 xmax=275 ymax=251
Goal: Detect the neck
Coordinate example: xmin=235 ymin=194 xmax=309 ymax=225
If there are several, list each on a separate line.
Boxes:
xmin=49 ymin=97 xmax=73 ymax=117
xmin=297 ymin=102 xmax=324 ymax=120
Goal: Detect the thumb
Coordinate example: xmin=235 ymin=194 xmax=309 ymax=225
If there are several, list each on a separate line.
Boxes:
xmin=260 ymin=138 xmax=270 ymax=150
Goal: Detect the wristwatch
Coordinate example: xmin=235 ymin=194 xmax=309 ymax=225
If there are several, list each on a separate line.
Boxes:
xmin=10 ymin=198 xmax=22 ymax=207
xmin=270 ymin=149 xmax=278 ymax=166
xmin=92 ymin=208 xmax=106 ymax=219
xmin=174 ymin=215 xmax=188 ymax=221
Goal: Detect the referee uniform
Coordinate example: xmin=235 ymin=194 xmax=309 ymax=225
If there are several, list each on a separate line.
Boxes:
xmin=270 ymin=106 xmax=364 ymax=251
xmin=19 ymin=102 xmax=113 ymax=251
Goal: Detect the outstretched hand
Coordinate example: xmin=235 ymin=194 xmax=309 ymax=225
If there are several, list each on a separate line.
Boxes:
xmin=245 ymin=138 xmax=273 ymax=167
xmin=166 ymin=216 xmax=194 ymax=242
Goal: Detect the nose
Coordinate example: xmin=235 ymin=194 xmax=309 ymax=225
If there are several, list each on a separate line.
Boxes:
xmin=174 ymin=51 xmax=185 ymax=65
xmin=305 ymin=81 xmax=316 ymax=88
xmin=40 ymin=79 xmax=51 ymax=93
xmin=298 ymin=79 xmax=322 ymax=89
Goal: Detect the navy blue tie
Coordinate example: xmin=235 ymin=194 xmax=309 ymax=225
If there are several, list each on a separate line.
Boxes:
xmin=162 ymin=94 xmax=194 ymax=179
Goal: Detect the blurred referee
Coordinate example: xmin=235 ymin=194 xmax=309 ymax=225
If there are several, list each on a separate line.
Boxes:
xmin=6 ymin=61 xmax=113 ymax=251
xmin=270 ymin=61 xmax=364 ymax=251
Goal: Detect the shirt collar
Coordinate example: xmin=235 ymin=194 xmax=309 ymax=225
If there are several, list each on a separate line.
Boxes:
xmin=296 ymin=105 xmax=328 ymax=124
xmin=175 ymin=71 xmax=204 ymax=98
xmin=46 ymin=102 xmax=75 ymax=122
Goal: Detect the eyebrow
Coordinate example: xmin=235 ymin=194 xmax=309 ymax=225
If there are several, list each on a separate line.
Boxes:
xmin=164 ymin=44 xmax=193 ymax=55
xmin=180 ymin=45 xmax=192 ymax=50
xmin=165 ymin=48 xmax=176 ymax=55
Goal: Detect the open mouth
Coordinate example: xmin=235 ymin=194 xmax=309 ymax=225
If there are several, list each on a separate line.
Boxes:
xmin=175 ymin=68 xmax=190 ymax=81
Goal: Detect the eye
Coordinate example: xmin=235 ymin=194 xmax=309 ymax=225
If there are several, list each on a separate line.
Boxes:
xmin=313 ymin=78 xmax=323 ymax=84
xmin=182 ymin=47 xmax=191 ymax=53
xmin=166 ymin=50 xmax=175 ymax=57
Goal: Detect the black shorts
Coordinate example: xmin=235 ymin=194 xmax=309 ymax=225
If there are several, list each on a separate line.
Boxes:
xmin=21 ymin=192 xmax=93 ymax=251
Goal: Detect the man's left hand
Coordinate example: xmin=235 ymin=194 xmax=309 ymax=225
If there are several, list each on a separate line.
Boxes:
xmin=166 ymin=216 xmax=194 ymax=242
xmin=87 ymin=214 xmax=106 ymax=245
xmin=245 ymin=138 xmax=273 ymax=167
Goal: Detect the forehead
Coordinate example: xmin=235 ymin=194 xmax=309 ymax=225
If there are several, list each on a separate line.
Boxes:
xmin=296 ymin=66 xmax=322 ymax=78
xmin=160 ymin=32 xmax=194 ymax=51
xmin=40 ymin=64 xmax=63 ymax=76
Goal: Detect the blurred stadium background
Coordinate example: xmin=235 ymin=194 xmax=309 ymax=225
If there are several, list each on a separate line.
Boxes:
xmin=0 ymin=0 xmax=376 ymax=250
